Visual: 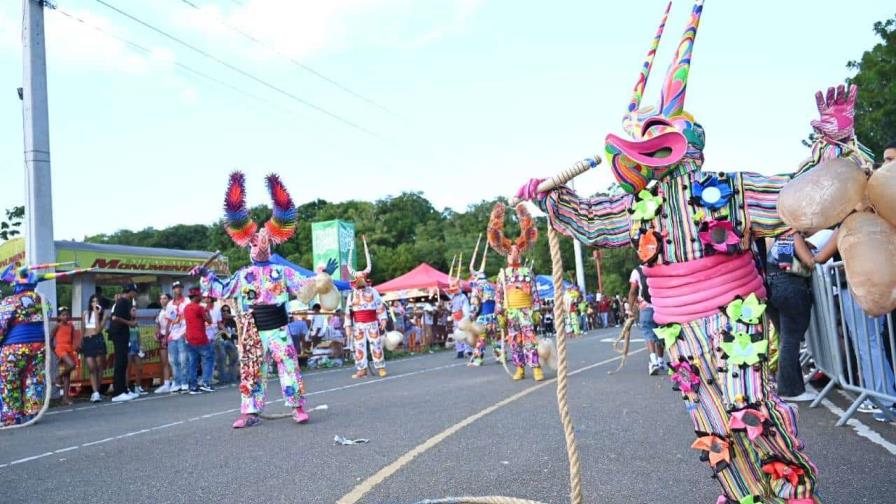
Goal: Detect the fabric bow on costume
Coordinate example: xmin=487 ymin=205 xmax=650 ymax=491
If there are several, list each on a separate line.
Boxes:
xmin=726 ymin=294 xmax=766 ymax=325
xmin=670 ymin=359 xmax=700 ymax=395
xmin=762 ymin=460 xmax=805 ymax=487
xmin=691 ymin=175 xmax=733 ymax=210
xmin=729 ymin=408 xmax=769 ymax=441
xmin=692 ymin=434 xmax=731 ymax=469
xmin=720 ymin=331 xmax=768 ymax=367
xmin=699 ymin=219 xmax=739 ymax=254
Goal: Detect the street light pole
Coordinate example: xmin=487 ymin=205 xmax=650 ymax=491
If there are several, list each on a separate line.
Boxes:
xmin=22 ymin=0 xmax=57 ymax=309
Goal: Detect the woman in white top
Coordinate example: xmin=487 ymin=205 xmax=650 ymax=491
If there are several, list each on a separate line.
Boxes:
xmin=154 ymin=293 xmax=174 ymax=393
xmin=80 ymin=294 xmax=108 ymax=402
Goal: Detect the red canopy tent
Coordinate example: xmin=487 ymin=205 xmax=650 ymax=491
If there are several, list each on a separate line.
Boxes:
xmin=374 ymin=263 xmax=470 ymax=300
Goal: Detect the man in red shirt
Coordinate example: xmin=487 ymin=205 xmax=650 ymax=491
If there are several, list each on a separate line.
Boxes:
xmin=184 ymin=287 xmax=215 ymax=394
xmin=597 ymin=294 xmax=611 ymax=329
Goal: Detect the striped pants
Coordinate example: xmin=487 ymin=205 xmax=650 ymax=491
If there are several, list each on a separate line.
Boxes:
xmin=666 ymin=312 xmax=819 ymax=503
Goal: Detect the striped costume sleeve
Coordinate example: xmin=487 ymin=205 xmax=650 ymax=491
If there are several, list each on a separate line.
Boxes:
xmin=741 ymin=139 xmax=871 ymax=238
xmin=534 ymin=186 xmax=633 ymax=248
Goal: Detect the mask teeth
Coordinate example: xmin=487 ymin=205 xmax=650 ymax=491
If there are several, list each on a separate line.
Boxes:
xmin=622 ymin=0 xmax=672 ymax=136
xmin=659 ymin=0 xmax=704 ymax=118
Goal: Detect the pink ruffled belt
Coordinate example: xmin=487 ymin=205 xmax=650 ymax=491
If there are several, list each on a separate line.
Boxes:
xmin=644 ymin=253 xmax=766 ymax=325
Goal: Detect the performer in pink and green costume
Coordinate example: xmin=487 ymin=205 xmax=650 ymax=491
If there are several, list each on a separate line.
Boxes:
xmin=197 ymin=172 xmax=313 ymax=429
xmin=513 ymin=1 xmax=869 ymax=502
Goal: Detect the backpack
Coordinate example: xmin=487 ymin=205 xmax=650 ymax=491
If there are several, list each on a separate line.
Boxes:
xmin=635 ymin=266 xmax=651 ymax=304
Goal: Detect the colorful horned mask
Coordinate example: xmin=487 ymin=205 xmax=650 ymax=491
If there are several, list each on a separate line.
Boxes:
xmin=1 ymin=262 xmax=95 ymax=293
xmin=223 ymin=171 xmax=297 ymax=263
xmin=605 ymin=0 xmax=706 ymax=194
xmin=468 ymin=233 xmax=489 ymax=282
xmin=487 ymin=203 xmax=538 ymax=268
xmin=347 ymin=236 xmax=372 ymax=289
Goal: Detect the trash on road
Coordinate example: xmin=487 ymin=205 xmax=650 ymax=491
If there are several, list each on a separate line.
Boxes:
xmin=334 ymin=435 xmax=369 ymax=445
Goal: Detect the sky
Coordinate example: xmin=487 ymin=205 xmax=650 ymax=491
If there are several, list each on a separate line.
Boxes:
xmin=0 ymin=0 xmax=893 ymax=241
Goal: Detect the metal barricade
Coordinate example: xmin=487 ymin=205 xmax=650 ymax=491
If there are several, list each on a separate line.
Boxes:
xmin=805 ymin=261 xmax=896 ymax=426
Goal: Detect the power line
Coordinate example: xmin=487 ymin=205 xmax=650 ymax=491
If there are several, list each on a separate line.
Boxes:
xmin=92 ymin=0 xmax=378 ymax=137
xmin=177 ymin=0 xmax=394 ymax=116
xmin=51 ymin=7 xmax=320 ymax=127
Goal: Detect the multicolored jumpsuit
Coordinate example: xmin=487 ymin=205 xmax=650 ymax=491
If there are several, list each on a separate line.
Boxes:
xmin=495 ymin=266 xmax=540 ymax=369
xmin=345 ymin=286 xmax=387 ymax=371
xmin=565 ymin=288 xmax=582 ymax=336
xmin=201 ymin=263 xmax=311 ymax=414
xmin=534 ymin=140 xmax=863 ymax=503
xmin=450 ymin=292 xmax=471 ymax=355
xmin=470 ymin=275 xmax=500 ymax=364
xmin=0 ymin=290 xmax=47 ymax=426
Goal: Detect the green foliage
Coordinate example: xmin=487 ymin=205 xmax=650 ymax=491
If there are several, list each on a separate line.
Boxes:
xmin=82 ymin=192 xmax=636 ymax=293
xmin=0 ymin=205 xmax=24 ymax=241
xmin=847 ymin=14 xmax=896 ymax=157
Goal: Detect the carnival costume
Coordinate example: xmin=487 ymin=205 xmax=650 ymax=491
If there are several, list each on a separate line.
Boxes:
xmin=468 ymin=235 xmax=502 ymax=366
xmin=512 ymin=2 xmax=871 ymax=501
xmin=1 ymin=263 xmax=92 ymax=426
xmin=487 ymin=203 xmax=543 ymax=382
xmin=197 ymin=172 xmax=314 ymax=428
xmin=345 ymin=237 xmax=388 ymax=378
xmin=565 ymin=286 xmax=582 ymax=336
xmin=446 ymin=255 xmax=472 ymax=359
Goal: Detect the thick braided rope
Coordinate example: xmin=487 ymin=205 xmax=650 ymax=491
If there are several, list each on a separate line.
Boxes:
xmin=414 ymin=498 xmax=546 ymax=504
xmin=548 ymin=225 xmax=584 ymax=504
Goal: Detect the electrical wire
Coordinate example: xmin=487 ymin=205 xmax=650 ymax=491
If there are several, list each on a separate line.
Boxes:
xmin=177 ymin=0 xmax=395 ymax=116
xmin=52 ymin=6 xmax=319 ymax=126
xmin=92 ymin=0 xmax=379 ymax=137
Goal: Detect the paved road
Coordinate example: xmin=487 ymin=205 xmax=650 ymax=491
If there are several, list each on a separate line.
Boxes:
xmin=2 ymin=329 xmax=894 ymax=503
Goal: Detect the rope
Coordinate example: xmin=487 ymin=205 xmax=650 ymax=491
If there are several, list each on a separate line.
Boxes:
xmin=547 ymin=226 xmax=584 ymax=504
xmin=414 ymin=498 xmax=546 ymax=504
xmin=607 ymin=316 xmax=636 ymax=375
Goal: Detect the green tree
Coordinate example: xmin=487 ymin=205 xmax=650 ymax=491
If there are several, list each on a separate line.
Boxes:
xmin=847 ymin=13 xmax=896 ymax=157
xmin=1 ymin=205 xmax=24 ymax=241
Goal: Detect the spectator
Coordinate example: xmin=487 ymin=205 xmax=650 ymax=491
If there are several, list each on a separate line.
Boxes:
xmin=391 ymin=301 xmax=406 ymax=336
xmin=154 ymin=293 xmax=173 ymax=394
xmin=215 ymin=304 xmax=239 ymax=384
xmin=110 ymin=284 xmax=139 ymax=402
xmin=94 ymin=285 xmax=112 ymax=310
xmin=610 ymin=296 xmax=621 ymax=327
xmin=329 ymin=308 xmax=347 ymax=361
xmin=202 ymin=295 xmax=221 ymax=379
xmin=184 ymin=287 xmax=214 ymax=394
xmin=542 ymin=306 xmax=555 ymax=337
xmin=166 ymin=281 xmax=190 ymax=394
xmin=578 ymin=298 xmax=590 ymax=332
xmin=629 ymin=267 xmax=666 ymax=375
xmin=765 ymin=231 xmax=817 ymax=401
xmin=423 ymin=305 xmax=434 ymax=351
xmin=127 ymin=306 xmax=146 ymax=395
xmin=287 ymin=313 xmax=309 ymax=355
xmin=597 ymin=294 xmax=611 ymax=329
xmin=80 ymin=294 xmax=107 ymax=403
xmin=309 ymin=303 xmax=328 ymax=351
xmin=52 ymin=307 xmax=78 ymax=405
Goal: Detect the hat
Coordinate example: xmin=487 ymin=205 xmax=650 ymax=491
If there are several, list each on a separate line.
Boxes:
xmin=172 ymin=281 xmax=183 ymax=289
xmin=124 ymin=283 xmax=138 ymax=293
xmin=58 ymin=306 xmax=69 ymax=314
xmin=188 ymin=287 xmax=202 ymax=298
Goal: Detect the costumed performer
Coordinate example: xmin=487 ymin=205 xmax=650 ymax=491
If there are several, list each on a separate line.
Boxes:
xmin=345 ymin=236 xmax=389 ymax=378
xmin=468 ymin=234 xmax=502 ymax=366
xmin=446 ymin=254 xmax=472 ymax=359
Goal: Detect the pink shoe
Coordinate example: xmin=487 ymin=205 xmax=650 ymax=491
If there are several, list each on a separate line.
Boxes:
xmin=232 ymin=414 xmax=261 ymax=429
xmin=293 ymin=407 xmax=310 ymax=424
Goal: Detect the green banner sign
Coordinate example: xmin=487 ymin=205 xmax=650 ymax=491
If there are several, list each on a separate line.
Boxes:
xmin=312 ymin=220 xmax=355 ymax=282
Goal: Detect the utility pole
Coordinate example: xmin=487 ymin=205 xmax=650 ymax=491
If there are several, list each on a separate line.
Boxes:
xmin=22 ymin=0 xmax=57 ymax=309
xmin=569 ymin=179 xmax=586 ymax=293
xmin=592 ymin=249 xmax=603 ymax=293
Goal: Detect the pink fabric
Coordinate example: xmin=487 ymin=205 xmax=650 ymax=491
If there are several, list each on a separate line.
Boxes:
xmin=643 ymin=254 xmax=766 ymax=325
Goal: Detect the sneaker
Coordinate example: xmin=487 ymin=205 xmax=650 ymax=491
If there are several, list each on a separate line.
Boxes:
xmin=135 ymin=386 xmax=148 ymax=396
xmin=648 ymin=362 xmax=659 ymax=376
xmin=873 ymin=406 xmax=896 ymax=423
xmin=188 ymin=388 xmax=202 ymax=395
xmin=180 ymin=384 xmax=190 ymax=393
xmin=111 ymin=392 xmax=134 ymax=402
xmin=858 ymin=400 xmax=882 ymax=414
xmin=154 ymin=383 xmax=171 ymax=394
xmin=199 ymin=384 xmax=215 ymax=393
xmin=90 ymin=392 xmax=102 ymax=403
xmin=780 ymin=391 xmax=818 ymax=402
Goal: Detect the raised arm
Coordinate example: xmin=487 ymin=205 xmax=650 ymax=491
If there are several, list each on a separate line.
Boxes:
xmin=283 ymin=267 xmax=314 ymax=298
xmin=742 ymin=85 xmax=873 ymax=238
xmin=529 ymin=185 xmax=633 ymax=249
xmin=197 ymin=268 xmax=243 ymax=300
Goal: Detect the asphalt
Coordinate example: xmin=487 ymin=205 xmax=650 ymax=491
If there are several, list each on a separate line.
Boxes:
xmin=1 ymin=328 xmax=894 ymax=504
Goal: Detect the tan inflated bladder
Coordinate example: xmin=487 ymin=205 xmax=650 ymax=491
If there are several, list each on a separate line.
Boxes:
xmin=779 ymin=158 xmax=867 ymax=234
xmin=838 ymin=211 xmax=896 ymax=316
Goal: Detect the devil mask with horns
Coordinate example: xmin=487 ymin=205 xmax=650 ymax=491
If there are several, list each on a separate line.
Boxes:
xmin=487 ymin=203 xmax=538 ymax=267
xmin=223 ymin=172 xmax=297 ymax=262
xmin=347 ymin=236 xmax=372 ymax=289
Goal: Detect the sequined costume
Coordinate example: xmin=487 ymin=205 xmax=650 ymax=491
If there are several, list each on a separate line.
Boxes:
xmin=487 ymin=203 xmax=543 ymax=381
xmin=345 ymin=237 xmax=388 ymax=378
xmin=1 ymin=263 xmax=92 ymax=427
xmin=512 ymin=2 xmax=865 ymax=501
xmin=197 ymin=172 xmax=314 ymax=428
xmin=565 ymin=286 xmax=582 ymax=336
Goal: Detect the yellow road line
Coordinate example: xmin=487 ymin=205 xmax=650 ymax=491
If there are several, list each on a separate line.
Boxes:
xmin=336 ymin=348 xmax=645 ymax=504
